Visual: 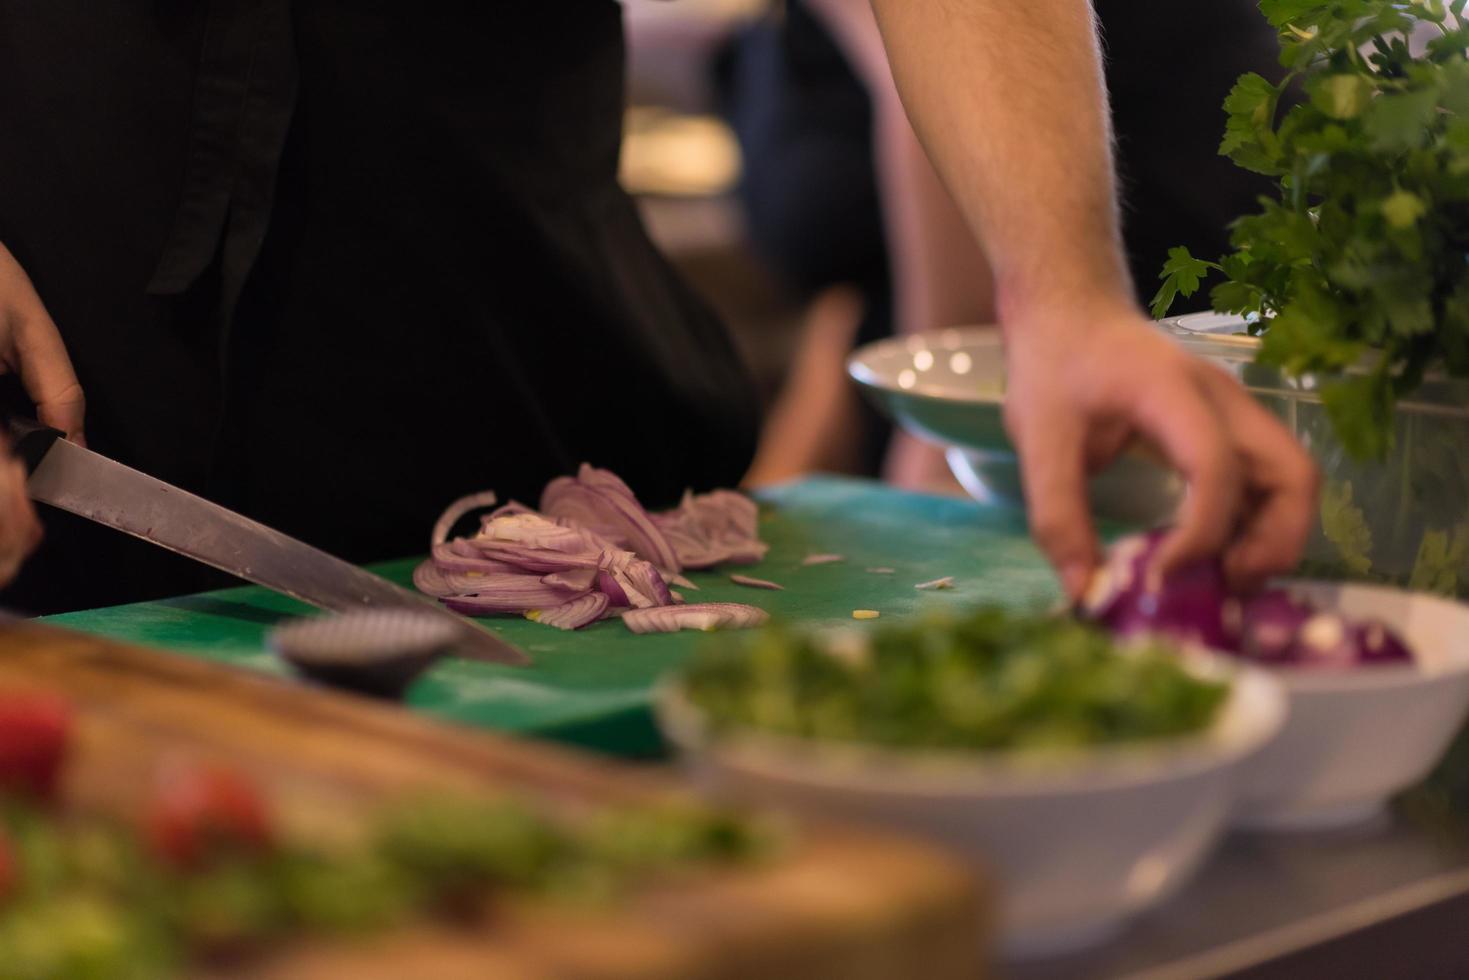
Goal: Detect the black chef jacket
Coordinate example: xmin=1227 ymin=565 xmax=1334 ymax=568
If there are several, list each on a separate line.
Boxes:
xmin=0 ymin=1 xmax=759 ymax=613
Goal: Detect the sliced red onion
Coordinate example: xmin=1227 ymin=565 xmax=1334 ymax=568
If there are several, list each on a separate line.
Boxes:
xmin=412 ymin=560 xmax=453 ymax=597
xmin=654 ymin=489 xmax=769 ymax=568
xmin=1356 ymin=620 xmax=1413 ymax=665
xmin=536 ymin=592 xmax=610 ymax=630
xmin=914 ymin=576 xmax=955 ymax=591
xmin=613 ymin=559 xmax=674 ymax=608
xmin=622 ymin=602 xmax=769 ymax=634
xmin=1238 ymin=590 xmax=1314 ymax=663
xmin=440 ymin=574 xmax=588 ymax=614
xmin=542 ymin=568 xmax=598 ymax=592
xmin=430 ymin=542 xmax=520 ymax=576
xmin=1079 ymin=531 xmax=1163 ymax=621
xmin=596 ymin=570 xmax=630 ymax=607
xmin=541 ymin=464 xmax=681 ymax=572
xmin=866 ymin=567 xmax=896 ymax=575
xmin=472 ymin=543 xmax=603 ymax=574
xmin=431 ymin=490 xmax=499 ymax=547
xmin=1084 ymin=530 xmax=1418 ymax=669
xmin=730 ymin=574 xmax=784 ymax=591
xmin=671 ymin=574 xmax=699 ymax=591
xmin=670 ymin=590 xmax=686 ymax=604
xmin=802 ymin=553 xmax=845 ymax=566
xmin=1083 ymin=530 xmax=1235 ymax=652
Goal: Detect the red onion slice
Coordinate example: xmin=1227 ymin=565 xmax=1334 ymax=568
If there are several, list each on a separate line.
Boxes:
xmin=412 ymin=560 xmax=453 ymax=597
xmin=596 ymin=569 xmax=630 ymax=607
xmin=654 ymin=489 xmax=769 ymax=568
xmin=621 ymin=602 xmax=769 ymax=634
xmin=914 ymin=576 xmax=955 ymax=591
xmin=431 ymin=490 xmax=499 ymax=547
xmin=802 ymin=553 xmax=845 ymax=566
xmin=542 ymin=568 xmax=598 ymax=592
xmin=441 ymin=575 xmax=589 ymax=614
xmin=541 ymin=464 xmax=681 ymax=572
xmin=536 ymin=592 xmax=610 ymax=630
xmin=730 ymin=574 xmax=783 ymax=591
xmin=608 ymin=559 xmax=674 ymax=608
xmin=430 ymin=542 xmax=520 ymax=576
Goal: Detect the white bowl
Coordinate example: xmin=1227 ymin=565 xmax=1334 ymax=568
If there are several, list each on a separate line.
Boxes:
xmin=1233 ymin=581 xmax=1469 ymax=830
xmin=656 ymin=659 xmax=1286 ymax=957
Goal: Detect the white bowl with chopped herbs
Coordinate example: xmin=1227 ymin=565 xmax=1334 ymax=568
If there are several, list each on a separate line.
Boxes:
xmin=655 ymin=609 xmax=1287 ymax=957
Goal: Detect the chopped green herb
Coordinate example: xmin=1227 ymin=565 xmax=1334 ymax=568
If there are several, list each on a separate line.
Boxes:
xmin=681 ymin=609 xmax=1229 ymax=753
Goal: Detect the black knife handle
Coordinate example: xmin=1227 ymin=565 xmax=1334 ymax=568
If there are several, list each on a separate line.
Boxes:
xmin=4 ymin=416 xmax=63 ymax=474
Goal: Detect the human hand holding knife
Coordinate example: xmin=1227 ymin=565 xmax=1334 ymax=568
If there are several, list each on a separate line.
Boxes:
xmin=2 ymin=416 xmax=530 ymax=666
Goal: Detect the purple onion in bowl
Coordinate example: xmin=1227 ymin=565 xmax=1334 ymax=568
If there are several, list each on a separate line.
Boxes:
xmin=1082 ymin=532 xmax=1418 ymax=669
xmin=1238 ymin=590 xmax=1315 ymax=664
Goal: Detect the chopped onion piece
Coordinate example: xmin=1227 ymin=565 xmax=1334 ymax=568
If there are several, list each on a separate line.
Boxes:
xmin=537 ymin=592 xmax=610 ymax=630
xmin=730 ymin=574 xmax=784 ymax=591
xmin=541 ymin=464 xmax=681 ymax=572
xmin=802 ymin=553 xmax=846 ymax=566
xmin=430 ymin=490 xmax=499 ymax=547
xmin=622 ymin=603 xmax=769 ymax=634
xmin=671 ymin=574 xmax=699 ymax=591
xmin=914 ymin=576 xmax=955 ymax=591
xmin=866 ymin=567 xmax=896 ymax=575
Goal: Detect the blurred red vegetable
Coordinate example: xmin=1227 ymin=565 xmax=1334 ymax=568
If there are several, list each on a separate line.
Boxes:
xmin=0 ymin=692 xmax=72 ymax=803
xmin=145 ymin=762 xmax=273 ymax=871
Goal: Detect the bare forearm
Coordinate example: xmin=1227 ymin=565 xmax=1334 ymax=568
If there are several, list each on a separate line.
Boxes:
xmin=868 ymin=0 xmax=1132 ymax=323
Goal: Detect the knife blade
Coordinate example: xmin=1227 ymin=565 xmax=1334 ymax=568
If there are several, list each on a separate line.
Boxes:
xmin=10 ymin=420 xmax=528 ymax=667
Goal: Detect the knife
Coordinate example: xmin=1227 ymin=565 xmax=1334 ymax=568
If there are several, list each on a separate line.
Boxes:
xmin=7 ymin=418 xmax=529 ymax=667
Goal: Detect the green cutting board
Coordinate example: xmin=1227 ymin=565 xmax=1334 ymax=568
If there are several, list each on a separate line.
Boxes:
xmin=42 ymin=477 xmax=1063 ymax=757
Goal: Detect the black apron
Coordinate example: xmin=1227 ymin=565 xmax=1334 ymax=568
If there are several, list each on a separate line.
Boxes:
xmin=0 ymin=1 xmax=759 ymax=613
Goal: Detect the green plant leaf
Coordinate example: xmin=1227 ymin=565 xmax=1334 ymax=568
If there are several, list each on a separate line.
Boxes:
xmin=1363 ymin=87 xmax=1441 ymax=153
xmin=1381 ymin=188 xmax=1428 ymax=228
xmin=1149 ymin=246 xmax=1218 ymax=318
xmin=1320 ymin=480 xmax=1374 ymax=575
xmin=1409 ymin=524 xmax=1469 ymax=594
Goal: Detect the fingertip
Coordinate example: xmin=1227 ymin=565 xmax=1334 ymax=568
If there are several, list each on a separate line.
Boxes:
xmin=1061 ymin=560 xmax=1094 ymax=602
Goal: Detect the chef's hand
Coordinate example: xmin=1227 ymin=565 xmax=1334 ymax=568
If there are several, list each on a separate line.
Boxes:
xmin=0 ymin=241 xmax=83 ymax=582
xmin=0 ymin=438 xmax=40 ymax=584
xmin=1003 ymin=301 xmax=1320 ymax=600
xmin=0 ymin=242 xmax=84 ymax=443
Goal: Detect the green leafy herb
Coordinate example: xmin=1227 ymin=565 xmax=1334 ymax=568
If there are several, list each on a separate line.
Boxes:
xmin=681 ymin=609 xmax=1229 ymax=753
xmin=1153 ymin=0 xmax=1469 ymax=458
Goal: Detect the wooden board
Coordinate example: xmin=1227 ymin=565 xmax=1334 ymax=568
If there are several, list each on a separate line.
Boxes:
xmin=0 ymin=622 xmax=989 ymax=979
